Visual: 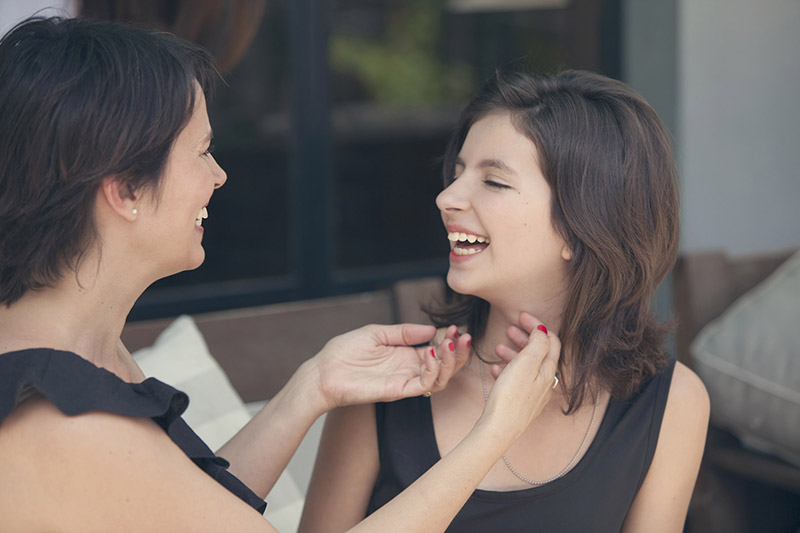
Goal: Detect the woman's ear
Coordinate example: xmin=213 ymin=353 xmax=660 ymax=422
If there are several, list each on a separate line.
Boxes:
xmin=100 ymin=177 xmax=139 ymax=221
xmin=561 ymin=242 xmax=573 ymax=261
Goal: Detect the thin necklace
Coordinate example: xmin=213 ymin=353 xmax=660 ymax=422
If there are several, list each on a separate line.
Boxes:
xmin=478 ymin=355 xmax=599 ymax=486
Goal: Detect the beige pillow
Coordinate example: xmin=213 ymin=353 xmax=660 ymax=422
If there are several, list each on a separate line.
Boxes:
xmin=132 ymin=315 xmax=305 ymax=527
xmin=691 ymin=250 xmax=800 ymax=466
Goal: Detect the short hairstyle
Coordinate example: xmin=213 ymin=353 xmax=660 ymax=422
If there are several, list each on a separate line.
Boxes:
xmin=0 ymin=16 xmax=217 ymax=305
xmin=430 ymin=70 xmax=680 ymax=413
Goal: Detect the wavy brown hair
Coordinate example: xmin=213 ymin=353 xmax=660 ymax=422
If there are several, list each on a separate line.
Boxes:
xmin=428 ymin=70 xmax=680 ymax=413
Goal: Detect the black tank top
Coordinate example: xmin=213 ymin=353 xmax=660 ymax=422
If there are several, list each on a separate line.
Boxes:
xmin=0 ymin=348 xmax=266 ymax=513
xmin=367 ymin=359 xmax=675 ymax=532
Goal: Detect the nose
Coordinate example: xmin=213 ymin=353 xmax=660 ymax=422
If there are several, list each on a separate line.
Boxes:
xmin=435 ymin=177 xmax=470 ymax=213
xmin=211 ymin=156 xmax=227 ymax=189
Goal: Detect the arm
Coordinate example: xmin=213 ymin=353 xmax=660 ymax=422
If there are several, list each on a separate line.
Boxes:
xmin=298 ymin=329 xmax=471 ymax=532
xmin=298 ymin=404 xmax=380 ymax=533
xmin=621 ymin=362 xmax=710 ymax=532
xmin=218 ymin=324 xmax=468 ymax=498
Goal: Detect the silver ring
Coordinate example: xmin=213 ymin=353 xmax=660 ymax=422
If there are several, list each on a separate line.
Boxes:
xmin=551 ymin=373 xmax=559 ymax=389
xmin=422 ymin=391 xmax=431 ymax=398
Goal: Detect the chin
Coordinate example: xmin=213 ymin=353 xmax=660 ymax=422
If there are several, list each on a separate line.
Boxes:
xmin=446 ymin=271 xmax=481 ymax=299
xmin=181 ymin=247 xmax=206 ymax=272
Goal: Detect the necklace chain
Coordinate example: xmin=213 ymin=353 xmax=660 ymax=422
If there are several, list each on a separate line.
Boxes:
xmin=478 ymin=353 xmax=599 ymax=486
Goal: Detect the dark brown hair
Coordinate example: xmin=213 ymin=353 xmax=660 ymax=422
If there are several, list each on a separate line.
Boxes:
xmin=0 ymin=17 xmax=217 ymax=305
xmin=430 ymin=70 xmax=680 ymax=413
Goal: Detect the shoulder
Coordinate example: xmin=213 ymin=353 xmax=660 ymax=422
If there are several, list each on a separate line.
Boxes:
xmin=621 ymin=363 xmax=709 ymax=531
xmin=664 ymin=361 xmax=710 ymax=426
xmin=0 ymin=396 xmax=269 ymax=531
xmin=0 ymin=397 xmax=163 ymax=528
xmin=0 ymin=394 xmax=175 ymax=485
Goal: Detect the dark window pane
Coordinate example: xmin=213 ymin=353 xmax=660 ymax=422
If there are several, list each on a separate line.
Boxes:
xmin=328 ymin=0 xmax=619 ymax=273
xmin=146 ymin=2 xmax=292 ymax=292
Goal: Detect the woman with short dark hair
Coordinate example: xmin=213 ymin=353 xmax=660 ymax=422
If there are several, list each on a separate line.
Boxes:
xmin=0 ymin=17 xmax=562 ymax=531
xmin=302 ymin=71 xmax=710 ymax=532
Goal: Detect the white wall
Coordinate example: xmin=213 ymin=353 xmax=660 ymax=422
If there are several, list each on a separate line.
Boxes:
xmin=678 ymin=0 xmax=800 ymax=256
xmin=0 ymin=1 xmax=74 ymax=36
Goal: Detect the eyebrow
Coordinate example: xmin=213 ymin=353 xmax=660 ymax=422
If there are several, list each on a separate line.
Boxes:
xmin=200 ymin=130 xmax=214 ymax=145
xmin=455 ymin=157 xmax=518 ymax=175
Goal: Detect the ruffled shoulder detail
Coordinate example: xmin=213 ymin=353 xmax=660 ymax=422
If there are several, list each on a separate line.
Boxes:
xmin=0 ymin=348 xmax=189 ymax=422
xmin=0 ymin=348 xmax=266 ymax=514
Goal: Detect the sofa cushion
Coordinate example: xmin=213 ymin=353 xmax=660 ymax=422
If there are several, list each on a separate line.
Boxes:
xmin=691 ymin=250 xmax=800 ymax=466
xmin=132 ymin=315 xmax=305 ymax=526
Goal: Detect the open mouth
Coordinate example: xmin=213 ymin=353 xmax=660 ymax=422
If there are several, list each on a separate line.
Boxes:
xmin=448 ymin=231 xmax=490 ymax=256
xmin=195 ymin=206 xmax=208 ymax=227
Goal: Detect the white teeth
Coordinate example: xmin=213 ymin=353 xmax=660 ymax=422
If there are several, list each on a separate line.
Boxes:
xmin=196 ymin=207 xmax=208 ymax=227
xmin=452 ymin=246 xmax=481 ymax=255
xmin=447 ymin=231 xmax=489 ymax=244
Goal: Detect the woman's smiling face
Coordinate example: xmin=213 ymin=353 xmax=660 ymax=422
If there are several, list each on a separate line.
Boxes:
xmin=436 ymin=111 xmax=572 ymax=308
xmin=135 ymin=85 xmax=227 ymax=277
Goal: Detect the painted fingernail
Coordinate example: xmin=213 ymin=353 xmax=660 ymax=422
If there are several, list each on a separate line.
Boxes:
xmin=448 ymin=341 xmax=454 ymax=351
xmin=537 ymin=324 xmax=548 ymax=334
xmin=466 ymin=339 xmax=471 ymax=347
xmin=429 ymin=347 xmax=436 ymax=358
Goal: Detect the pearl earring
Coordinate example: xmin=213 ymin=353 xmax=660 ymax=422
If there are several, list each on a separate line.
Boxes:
xmin=132 ymin=208 xmax=138 ymax=215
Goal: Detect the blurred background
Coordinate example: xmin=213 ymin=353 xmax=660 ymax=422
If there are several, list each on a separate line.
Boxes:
xmin=3 ymin=0 xmax=796 ymax=320
xmin=2 ymin=1 xmax=799 ymax=531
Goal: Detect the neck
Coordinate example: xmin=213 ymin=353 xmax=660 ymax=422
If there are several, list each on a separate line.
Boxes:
xmin=0 ymin=248 xmax=149 ymax=378
xmin=477 ymin=302 xmax=564 ymax=363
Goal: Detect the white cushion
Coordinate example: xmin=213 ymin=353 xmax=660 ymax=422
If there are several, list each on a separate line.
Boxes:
xmin=691 ymin=250 xmax=800 ymax=466
xmin=132 ymin=315 xmax=251 ymax=451
xmin=132 ymin=315 xmax=305 ymax=526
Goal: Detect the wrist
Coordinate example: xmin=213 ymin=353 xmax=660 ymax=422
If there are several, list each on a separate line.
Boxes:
xmin=474 ymin=406 xmax=525 ymax=449
xmin=291 ymin=356 xmax=336 ymax=416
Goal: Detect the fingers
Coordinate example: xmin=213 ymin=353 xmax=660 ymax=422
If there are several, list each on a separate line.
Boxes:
xmin=414 ymin=325 xmax=473 ymax=395
xmin=518 ymin=312 xmax=539 ymax=334
xmin=506 ymin=312 xmax=549 ymax=351
xmin=417 ymin=344 xmax=439 ymax=392
xmin=537 ymin=329 xmax=562 ymax=383
xmin=373 ymin=323 xmax=437 ymax=347
xmin=500 ymin=312 xmax=548 ymax=361
xmin=494 ymin=343 xmax=518 ymax=363
xmin=429 ymin=326 xmax=471 ymax=392
xmin=506 ymin=325 xmax=529 ymax=350
xmin=493 ymin=318 xmax=557 ymax=379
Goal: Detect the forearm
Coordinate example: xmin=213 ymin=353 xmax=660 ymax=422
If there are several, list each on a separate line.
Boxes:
xmin=350 ymin=417 xmax=512 ymax=533
xmin=217 ymin=358 xmax=329 ymax=497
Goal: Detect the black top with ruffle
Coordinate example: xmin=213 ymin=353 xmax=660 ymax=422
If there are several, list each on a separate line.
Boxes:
xmin=0 ymin=348 xmax=266 ymax=514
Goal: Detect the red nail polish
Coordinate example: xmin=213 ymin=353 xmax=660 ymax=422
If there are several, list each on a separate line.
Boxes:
xmin=537 ymin=324 xmax=548 ymax=334
xmin=466 ymin=339 xmax=471 ymax=347
xmin=448 ymin=341 xmax=454 ymax=351
xmin=430 ymin=347 xmax=436 ymax=358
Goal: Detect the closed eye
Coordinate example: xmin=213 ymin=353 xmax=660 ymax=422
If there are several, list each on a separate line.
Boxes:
xmin=483 ymin=179 xmax=509 ymax=189
xmin=202 ymin=143 xmax=215 ymax=157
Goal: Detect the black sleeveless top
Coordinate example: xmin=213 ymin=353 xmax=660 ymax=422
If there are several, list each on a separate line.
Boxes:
xmin=367 ymin=359 xmax=676 ymax=532
xmin=0 ymin=348 xmax=266 ymax=514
